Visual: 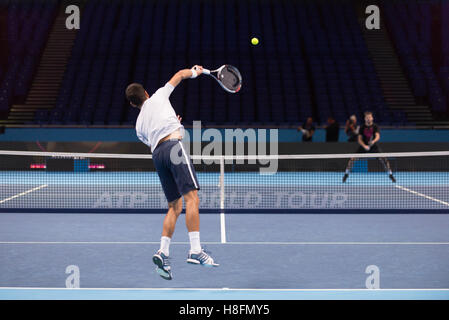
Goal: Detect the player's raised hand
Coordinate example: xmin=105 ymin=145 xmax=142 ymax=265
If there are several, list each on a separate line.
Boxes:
xmin=192 ymin=65 xmax=204 ymax=76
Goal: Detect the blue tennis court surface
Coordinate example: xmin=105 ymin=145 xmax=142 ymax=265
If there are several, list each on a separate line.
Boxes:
xmin=1 ymin=212 xmax=449 ymax=299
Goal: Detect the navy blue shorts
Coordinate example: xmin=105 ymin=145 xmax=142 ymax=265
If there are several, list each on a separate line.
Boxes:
xmin=152 ymin=139 xmax=200 ymax=203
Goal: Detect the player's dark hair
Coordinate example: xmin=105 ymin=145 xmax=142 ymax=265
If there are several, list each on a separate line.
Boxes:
xmin=125 ymin=83 xmax=146 ymax=107
xmin=364 ymin=111 xmax=373 ymax=117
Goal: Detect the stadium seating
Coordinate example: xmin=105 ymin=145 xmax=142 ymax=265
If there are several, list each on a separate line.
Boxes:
xmin=383 ymin=1 xmax=448 ymax=117
xmin=39 ymin=0 xmax=391 ymax=126
xmin=0 ymin=0 xmax=57 ymax=117
xmin=0 ymin=0 xmax=427 ymax=126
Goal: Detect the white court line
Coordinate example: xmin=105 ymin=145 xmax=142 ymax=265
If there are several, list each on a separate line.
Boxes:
xmin=219 ymin=157 xmax=226 ymax=244
xmin=1 ymin=241 xmax=449 ymax=245
xmin=395 ymin=185 xmax=449 ymax=207
xmin=220 ymin=213 xmax=226 ymax=243
xmin=0 ymin=184 xmax=48 ymax=204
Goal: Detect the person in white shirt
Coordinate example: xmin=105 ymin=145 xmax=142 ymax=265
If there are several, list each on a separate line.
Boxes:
xmin=125 ymin=65 xmax=218 ymax=280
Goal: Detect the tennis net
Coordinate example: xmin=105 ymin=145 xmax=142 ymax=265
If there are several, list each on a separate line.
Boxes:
xmin=0 ymin=150 xmax=448 ymax=212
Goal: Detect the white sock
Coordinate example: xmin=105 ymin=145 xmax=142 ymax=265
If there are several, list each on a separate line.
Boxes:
xmin=159 ymin=236 xmax=171 ymax=256
xmin=188 ymin=231 xmax=201 ymax=254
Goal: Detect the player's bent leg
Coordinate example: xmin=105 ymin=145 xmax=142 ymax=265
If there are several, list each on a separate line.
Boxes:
xmin=162 ymin=197 xmax=183 ymax=238
xmin=153 ymin=197 xmax=182 ymax=280
xmin=184 ymin=189 xmax=200 ymax=232
xmin=183 ymin=190 xmax=219 ymax=267
xmin=379 ymin=157 xmax=396 ymax=183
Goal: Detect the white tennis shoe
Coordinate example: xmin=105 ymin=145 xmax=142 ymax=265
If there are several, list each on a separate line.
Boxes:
xmin=187 ymin=248 xmax=219 ymax=267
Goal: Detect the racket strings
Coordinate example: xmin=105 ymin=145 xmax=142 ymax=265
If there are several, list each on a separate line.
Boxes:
xmin=220 ymin=67 xmax=241 ymax=90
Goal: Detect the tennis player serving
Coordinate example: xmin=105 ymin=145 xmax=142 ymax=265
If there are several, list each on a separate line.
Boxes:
xmin=343 ymin=111 xmax=396 ymax=183
xmin=125 ymin=65 xmax=218 ymax=280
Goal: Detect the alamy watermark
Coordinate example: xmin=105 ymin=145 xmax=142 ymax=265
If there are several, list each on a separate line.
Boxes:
xmin=365 ymin=5 xmax=380 ymax=30
xmin=65 ymin=5 xmax=80 ymax=30
xmin=65 ymin=265 xmax=80 ymax=288
xmin=170 ymin=121 xmax=279 ymax=175
xmin=365 ymin=265 xmax=380 ymax=289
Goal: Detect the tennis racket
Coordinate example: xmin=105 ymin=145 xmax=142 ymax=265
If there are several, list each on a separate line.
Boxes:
xmin=195 ymin=64 xmax=242 ymax=93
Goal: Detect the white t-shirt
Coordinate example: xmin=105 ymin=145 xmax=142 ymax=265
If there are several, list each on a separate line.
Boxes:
xmin=135 ymin=83 xmax=183 ymax=152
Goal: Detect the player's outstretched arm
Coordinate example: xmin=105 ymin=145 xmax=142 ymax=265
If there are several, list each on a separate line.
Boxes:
xmin=168 ymin=65 xmax=204 ymax=88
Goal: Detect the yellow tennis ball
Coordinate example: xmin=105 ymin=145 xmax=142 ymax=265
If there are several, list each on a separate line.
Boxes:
xmin=251 ymin=37 xmax=259 ymax=45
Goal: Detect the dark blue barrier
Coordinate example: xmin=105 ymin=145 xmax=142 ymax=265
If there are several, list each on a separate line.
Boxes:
xmin=0 ymin=128 xmax=449 ymax=142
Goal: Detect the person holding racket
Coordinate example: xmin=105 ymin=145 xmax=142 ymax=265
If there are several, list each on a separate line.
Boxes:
xmin=342 ymin=111 xmax=396 ymax=183
xmin=125 ymin=65 xmax=219 ymax=280
xmin=297 ymin=117 xmax=315 ymax=142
